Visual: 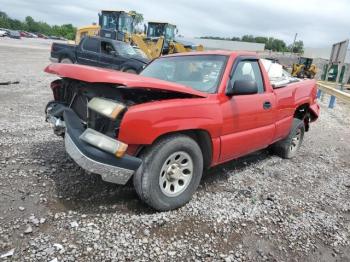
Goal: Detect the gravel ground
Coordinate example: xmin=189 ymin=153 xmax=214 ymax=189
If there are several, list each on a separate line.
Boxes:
xmin=0 ymin=39 xmax=350 ymax=262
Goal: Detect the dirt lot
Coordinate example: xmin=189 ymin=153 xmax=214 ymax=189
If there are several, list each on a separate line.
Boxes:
xmin=0 ymin=39 xmax=350 ymax=262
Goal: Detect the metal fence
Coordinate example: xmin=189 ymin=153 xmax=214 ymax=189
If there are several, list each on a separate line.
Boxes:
xmin=317 ymin=81 xmax=350 ymax=108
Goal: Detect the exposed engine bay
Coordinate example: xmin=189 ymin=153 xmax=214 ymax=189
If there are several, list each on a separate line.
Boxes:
xmin=46 ymin=78 xmax=195 ymax=139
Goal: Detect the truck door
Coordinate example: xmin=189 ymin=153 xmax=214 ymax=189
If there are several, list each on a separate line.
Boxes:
xmin=99 ymin=40 xmax=124 ymax=70
xmin=76 ymin=38 xmax=101 ymax=66
xmin=219 ymin=58 xmax=276 ymax=162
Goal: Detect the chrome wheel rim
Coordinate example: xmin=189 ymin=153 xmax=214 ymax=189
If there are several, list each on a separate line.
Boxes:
xmin=290 ymin=129 xmax=301 ymax=152
xmin=159 ymin=151 xmax=193 ymax=197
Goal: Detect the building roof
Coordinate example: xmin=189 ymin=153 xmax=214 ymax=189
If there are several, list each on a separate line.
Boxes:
xmin=164 ymin=50 xmax=257 ymax=57
xmin=178 ymin=37 xmax=265 ymax=52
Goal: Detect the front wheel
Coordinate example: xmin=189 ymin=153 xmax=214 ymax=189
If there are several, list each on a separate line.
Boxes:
xmin=133 ymin=134 xmax=203 ymax=211
xmin=123 ymin=68 xmax=137 ymax=74
xmin=270 ymin=118 xmax=305 ymax=159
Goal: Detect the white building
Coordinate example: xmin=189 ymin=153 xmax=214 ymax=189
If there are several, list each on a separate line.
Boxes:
xmin=178 ymin=37 xmax=265 ymax=52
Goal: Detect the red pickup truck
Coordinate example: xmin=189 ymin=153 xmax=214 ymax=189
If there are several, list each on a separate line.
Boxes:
xmin=45 ymin=51 xmax=319 ymax=211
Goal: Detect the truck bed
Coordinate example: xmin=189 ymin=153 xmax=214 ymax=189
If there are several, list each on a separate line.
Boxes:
xmin=50 ymin=42 xmax=76 ymax=62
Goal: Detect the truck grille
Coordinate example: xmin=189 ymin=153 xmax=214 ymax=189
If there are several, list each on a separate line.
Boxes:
xmin=70 ymin=93 xmax=88 ymax=122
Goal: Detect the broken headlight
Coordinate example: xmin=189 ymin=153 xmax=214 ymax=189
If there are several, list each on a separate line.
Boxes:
xmin=80 ymin=128 xmax=128 ymax=158
xmin=88 ymin=97 xmax=125 ymax=120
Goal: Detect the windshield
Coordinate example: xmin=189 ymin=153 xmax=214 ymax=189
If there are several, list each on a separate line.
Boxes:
xmin=118 ymin=14 xmax=133 ymax=33
xmin=101 ymin=13 xmax=116 ymax=30
xmin=101 ymin=13 xmax=133 ymax=33
xmin=141 ymin=55 xmax=227 ymax=93
xmin=147 ymin=23 xmax=165 ymax=38
xmin=114 ymin=41 xmax=139 ymax=57
xmin=164 ymin=25 xmax=175 ymax=41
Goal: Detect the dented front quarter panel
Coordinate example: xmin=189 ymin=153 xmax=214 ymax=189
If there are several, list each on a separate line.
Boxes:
xmin=118 ymin=95 xmax=222 ymax=145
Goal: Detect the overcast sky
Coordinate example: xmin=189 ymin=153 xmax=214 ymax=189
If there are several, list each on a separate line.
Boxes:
xmin=1 ymin=0 xmax=349 ymax=47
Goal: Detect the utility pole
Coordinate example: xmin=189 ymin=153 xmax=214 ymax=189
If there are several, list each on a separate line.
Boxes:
xmin=291 ymin=33 xmax=298 ymax=54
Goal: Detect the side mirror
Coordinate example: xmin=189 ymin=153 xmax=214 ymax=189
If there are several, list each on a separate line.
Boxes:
xmin=226 ymin=80 xmax=258 ymax=96
xmin=109 ymin=50 xmax=117 ymax=56
xmin=272 ymin=82 xmax=288 ymax=89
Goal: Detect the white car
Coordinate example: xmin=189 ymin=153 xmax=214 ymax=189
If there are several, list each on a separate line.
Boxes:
xmin=0 ymin=30 xmax=8 ymax=37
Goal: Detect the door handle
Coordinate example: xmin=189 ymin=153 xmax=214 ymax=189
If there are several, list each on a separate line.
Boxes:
xmin=263 ymin=101 xmax=271 ymax=110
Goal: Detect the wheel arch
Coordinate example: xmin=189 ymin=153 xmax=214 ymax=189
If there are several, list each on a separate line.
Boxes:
xmin=137 ymin=129 xmax=213 ymax=170
xmin=294 ymin=103 xmax=313 ymax=131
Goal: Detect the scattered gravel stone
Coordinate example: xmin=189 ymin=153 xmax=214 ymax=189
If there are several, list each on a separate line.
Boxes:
xmin=70 ymin=221 xmax=79 ymax=228
xmin=24 ymin=225 xmax=33 ymax=234
xmin=0 ymin=248 xmax=15 ymax=258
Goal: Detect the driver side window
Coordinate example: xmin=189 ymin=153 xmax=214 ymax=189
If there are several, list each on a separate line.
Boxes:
xmin=232 ymin=61 xmax=264 ymax=93
xmin=101 ymin=41 xmax=115 ymax=55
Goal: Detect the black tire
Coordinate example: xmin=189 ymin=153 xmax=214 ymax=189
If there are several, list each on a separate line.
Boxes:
xmin=60 ymin=57 xmax=73 ymax=64
xmin=271 ymin=118 xmax=305 ymax=159
xmin=123 ymin=68 xmax=137 ymax=74
xmin=133 ymin=134 xmax=203 ymax=211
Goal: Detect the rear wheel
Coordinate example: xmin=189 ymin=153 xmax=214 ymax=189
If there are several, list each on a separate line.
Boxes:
xmin=133 ymin=134 xmax=203 ymax=211
xmin=271 ymin=118 xmax=305 ymax=159
xmin=60 ymin=58 xmax=73 ymax=64
xmin=123 ymin=68 xmax=137 ymax=74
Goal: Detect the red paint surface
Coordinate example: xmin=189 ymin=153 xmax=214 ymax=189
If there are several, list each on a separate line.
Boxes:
xmin=45 ymin=51 xmax=319 ymax=167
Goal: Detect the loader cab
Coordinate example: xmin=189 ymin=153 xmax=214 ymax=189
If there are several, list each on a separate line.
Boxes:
xmin=75 ymin=24 xmax=100 ymax=44
xmin=299 ymin=57 xmax=313 ymax=70
xmin=147 ymin=22 xmax=176 ymax=42
xmin=99 ymin=10 xmax=134 ymax=41
xmin=146 ymin=22 xmax=177 ymax=54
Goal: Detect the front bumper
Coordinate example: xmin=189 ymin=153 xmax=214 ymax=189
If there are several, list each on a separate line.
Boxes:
xmin=62 ymin=108 xmax=142 ymax=185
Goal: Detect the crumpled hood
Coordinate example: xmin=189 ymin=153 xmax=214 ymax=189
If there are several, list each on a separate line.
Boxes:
xmin=44 ymin=63 xmax=207 ymax=98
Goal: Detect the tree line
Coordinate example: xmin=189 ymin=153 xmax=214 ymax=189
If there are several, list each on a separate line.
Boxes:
xmin=200 ymin=35 xmax=304 ymax=53
xmin=0 ymin=10 xmax=76 ymax=40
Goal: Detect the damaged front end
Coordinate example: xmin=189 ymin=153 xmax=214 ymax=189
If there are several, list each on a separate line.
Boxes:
xmin=45 ymin=78 xmax=196 ymax=184
xmin=45 ymin=79 xmax=143 ymax=184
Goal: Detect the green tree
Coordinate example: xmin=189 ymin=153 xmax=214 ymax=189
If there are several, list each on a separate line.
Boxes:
xmin=242 ymin=35 xmax=255 ymax=42
xmin=290 ymin=40 xmax=304 ymax=54
xmin=25 ymin=16 xmax=39 ymax=32
xmin=9 ymin=19 xmax=23 ymax=30
xmin=254 ymin=36 xmax=268 ymax=44
xmin=129 ymin=10 xmax=144 ymax=31
xmin=231 ymin=36 xmax=241 ymax=41
xmin=264 ymin=37 xmax=287 ymax=52
xmin=0 ymin=10 xmax=77 ymax=40
xmin=0 ymin=11 xmax=11 ymax=28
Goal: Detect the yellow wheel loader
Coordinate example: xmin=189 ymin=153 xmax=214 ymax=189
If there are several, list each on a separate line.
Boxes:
xmin=292 ymin=57 xmax=317 ymax=79
xmin=71 ymin=10 xmax=204 ymax=60
xmin=146 ymin=22 xmax=204 ymax=55
xmin=72 ymin=24 xmax=100 ymax=44
xmin=98 ymin=10 xmax=163 ymax=59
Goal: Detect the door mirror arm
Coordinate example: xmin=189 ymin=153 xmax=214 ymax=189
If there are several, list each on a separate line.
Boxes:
xmin=226 ymin=79 xmax=235 ymax=96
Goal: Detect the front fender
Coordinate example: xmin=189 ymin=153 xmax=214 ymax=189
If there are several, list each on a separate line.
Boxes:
xmin=118 ymin=98 xmax=222 ymax=145
xmin=309 ymin=103 xmax=320 ymax=121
